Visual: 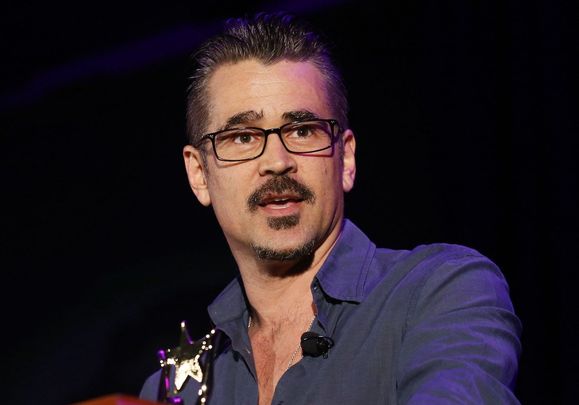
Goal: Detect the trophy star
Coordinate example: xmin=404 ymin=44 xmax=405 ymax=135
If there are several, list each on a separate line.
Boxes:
xmin=174 ymin=354 xmax=203 ymax=391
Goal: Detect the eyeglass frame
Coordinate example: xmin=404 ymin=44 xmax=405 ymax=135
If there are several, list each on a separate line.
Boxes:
xmin=192 ymin=118 xmax=341 ymax=162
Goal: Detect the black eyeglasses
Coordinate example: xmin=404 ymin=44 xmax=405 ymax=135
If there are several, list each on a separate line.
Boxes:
xmin=194 ymin=119 xmax=340 ymax=162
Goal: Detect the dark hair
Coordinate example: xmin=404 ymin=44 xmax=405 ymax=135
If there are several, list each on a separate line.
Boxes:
xmin=186 ymin=12 xmax=349 ymax=145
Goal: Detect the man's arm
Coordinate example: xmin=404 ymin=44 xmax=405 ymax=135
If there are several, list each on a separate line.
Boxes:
xmin=396 ymin=252 xmax=522 ymax=404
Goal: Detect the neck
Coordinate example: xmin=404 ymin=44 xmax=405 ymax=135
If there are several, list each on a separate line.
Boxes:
xmin=244 ymin=266 xmax=317 ymax=327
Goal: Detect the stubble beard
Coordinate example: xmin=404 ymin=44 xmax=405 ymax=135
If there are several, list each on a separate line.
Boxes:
xmin=247 ymin=176 xmax=317 ymax=262
xmin=267 ymin=214 xmax=299 ymax=230
xmin=250 ymin=213 xmax=317 ymax=261
xmin=251 ymin=237 xmax=316 ymax=261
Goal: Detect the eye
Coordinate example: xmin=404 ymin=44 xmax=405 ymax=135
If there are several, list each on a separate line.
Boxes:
xmin=214 ymin=129 xmax=261 ymax=148
xmin=233 ymin=132 xmax=256 ymax=144
xmin=296 ymin=125 xmax=313 ymax=137
xmin=288 ymin=123 xmax=315 ymax=138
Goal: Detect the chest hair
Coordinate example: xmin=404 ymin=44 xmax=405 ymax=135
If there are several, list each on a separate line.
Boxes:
xmin=250 ymin=320 xmax=308 ymax=405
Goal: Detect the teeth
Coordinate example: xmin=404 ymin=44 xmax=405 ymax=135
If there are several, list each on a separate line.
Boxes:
xmin=259 ymin=196 xmax=300 ymax=206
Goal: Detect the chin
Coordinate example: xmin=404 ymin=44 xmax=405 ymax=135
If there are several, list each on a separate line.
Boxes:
xmin=251 ymin=238 xmax=316 ymax=262
xmin=266 ymin=215 xmax=299 ymax=230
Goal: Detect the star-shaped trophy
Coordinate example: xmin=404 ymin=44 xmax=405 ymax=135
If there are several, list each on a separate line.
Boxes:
xmin=156 ymin=321 xmax=218 ymax=405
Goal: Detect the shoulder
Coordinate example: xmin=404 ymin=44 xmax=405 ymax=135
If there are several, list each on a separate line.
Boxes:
xmin=373 ymin=242 xmax=508 ymax=287
xmin=374 ymin=242 xmax=496 ymax=274
xmin=364 ymin=242 xmax=516 ymax=316
xmin=400 ymin=243 xmax=512 ymax=308
xmin=139 ymin=369 xmax=161 ymax=401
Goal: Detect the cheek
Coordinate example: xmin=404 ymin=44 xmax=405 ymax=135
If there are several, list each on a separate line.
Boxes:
xmin=208 ymin=174 xmax=246 ymax=211
xmin=314 ymin=161 xmax=342 ymax=200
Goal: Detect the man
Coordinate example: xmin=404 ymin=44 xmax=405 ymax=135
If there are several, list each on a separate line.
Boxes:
xmin=140 ymin=12 xmax=521 ymax=404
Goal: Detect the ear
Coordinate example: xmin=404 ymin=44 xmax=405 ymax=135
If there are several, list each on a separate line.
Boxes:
xmin=183 ymin=145 xmax=212 ymax=206
xmin=341 ymin=129 xmax=356 ymax=192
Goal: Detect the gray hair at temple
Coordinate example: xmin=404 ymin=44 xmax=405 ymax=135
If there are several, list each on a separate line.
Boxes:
xmin=186 ymin=12 xmax=349 ymax=146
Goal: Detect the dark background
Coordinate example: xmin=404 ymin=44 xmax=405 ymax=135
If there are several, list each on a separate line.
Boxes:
xmin=2 ymin=1 xmax=577 ymax=404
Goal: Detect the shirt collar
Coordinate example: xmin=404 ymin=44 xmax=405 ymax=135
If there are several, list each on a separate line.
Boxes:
xmin=207 ymin=276 xmax=250 ymax=356
xmin=208 ymin=276 xmax=247 ymax=327
xmin=314 ymin=219 xmax=376 ymax=304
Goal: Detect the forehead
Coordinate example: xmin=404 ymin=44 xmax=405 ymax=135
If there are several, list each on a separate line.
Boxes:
xmin=206 ymin=59 xmax=331 ymax=129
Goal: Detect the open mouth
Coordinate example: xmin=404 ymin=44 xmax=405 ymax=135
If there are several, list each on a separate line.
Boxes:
xmin=258 ymin=194 xmax=304 ymax=208
xmin=247 ymin=176 xmax=315 ymax=213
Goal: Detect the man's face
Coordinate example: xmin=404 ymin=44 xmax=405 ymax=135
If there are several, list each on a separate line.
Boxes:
xmin=183 ymin=59 xmax=356 ymax=265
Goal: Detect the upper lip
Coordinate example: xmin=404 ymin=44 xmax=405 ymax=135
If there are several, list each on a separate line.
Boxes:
xmin=258 ymin=193 xmax=304 ymax=206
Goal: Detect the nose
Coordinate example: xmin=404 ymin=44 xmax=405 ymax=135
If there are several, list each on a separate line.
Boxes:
xmin=257 ymin=131 xmax=297 ymax=176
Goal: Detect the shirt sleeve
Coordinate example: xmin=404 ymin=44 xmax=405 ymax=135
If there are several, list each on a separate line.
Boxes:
xmin=396 ymin=251 xmax=522 ymax=404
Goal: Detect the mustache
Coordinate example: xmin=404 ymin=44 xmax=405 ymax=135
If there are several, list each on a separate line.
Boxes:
xmin=247 ymin=176 xmax=316 ymax=212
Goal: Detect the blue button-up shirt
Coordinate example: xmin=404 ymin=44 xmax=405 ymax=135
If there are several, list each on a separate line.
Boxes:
xmin=141 ymin=220 xmax=521 ymax=404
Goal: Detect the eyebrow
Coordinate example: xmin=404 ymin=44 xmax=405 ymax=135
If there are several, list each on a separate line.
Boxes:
xmin=220 ymin=109 xmax=319 ymax=131
xmin=222 ymin=110 xmax=264 ymax=130
xmin=282 ymin=110 xmax=319 ymax=122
